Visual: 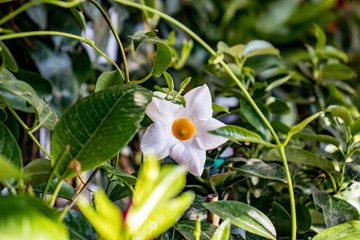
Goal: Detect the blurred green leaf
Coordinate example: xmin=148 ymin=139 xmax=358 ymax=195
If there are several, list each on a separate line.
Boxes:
xmin=163 ymin=72 xmax=174 ymax=93
xmin=210 ymin=171 xmax=235 ymax=194
xmin=70 ymin=7 xmax=87 ymax=32
xmin=212 ymin=103 xmax=229 ymax=114
xmin=131 ymin=31 xmax=172 ymax=77
xmin=350 ymin=117 xmax=360 ymax=136
xmin=95 ymin=70 xmax=124 ymax=92
xmin=202 ymin=200 xmax=276 ymax=240
xmin=78 ymin=191 xmax=122 ymax=240
xmin=64 ymin=209 xmax=97 ymax=240
xmin=228 ymin=159 xmax=287 ymax=183
xmin=322 ymin=63 xmax=357 ymax=80
xmin=223 ymin=44 xmax=246 ymax=60
xmin=25 ymin=1 xmax=47 ymax=30
xmin=0 ymin=121 xmax=22 ymax=169
xmin=174 ymin=220 xmax=218 ymax=240
xmin=243 ymin=40 xmax=280 ymax=60
xmin=13 ymin=70 xmax=52 ymax=97
xmin=267 ymin=202 xmax=292 ymax=235
xmin=266 ymin=98 xmax=291 ymax=115
xmin=23 ymin=158 xmax=51 ymax=186
xmin=140 ymin=0 xmax=159 ymax=27
xmin=314 ymin=24 xmax=326 ymax=50
xmin=319 ymin=46 xmax=348 ymax=62
xmin=312 ymin=188 xmax=359 ymax=228
xmin=296 ymin=204 xmax=312 ymax=234
xmin=265 ymin=74 xmax=293 ymax=92
xmin=0 ymin=196 xmax=68 ymax=240
xmin=211 ymin=125 xmax=264 ymax=144
xmin=263 ymin=147 xmax=334 ymax=172
xmin=0 ymin=41 xmax=18 ymax=72
xmin=33 ymin=178 xmax=74 ymax=200
xmin=109 ymin=183 xmax=132 ymax=202
xmin=293 ymin=132 xmax=340 ymax=146
xmin=287 ymin=111 xmax=323 ymax=138
xmin=211 ymin=219 xmax=231 ymax=240
xmin=0 ymin=154 xmax=22 ymax=182
xmin=313 ymin=220 xmax=360 ymax=240
xmin=326 ymin=105 xmax=353 ymax=126
xmin=174 ymin=39 xmax=193 ymax=70
xmin=51 ymin=85 xmax=151 ymax=178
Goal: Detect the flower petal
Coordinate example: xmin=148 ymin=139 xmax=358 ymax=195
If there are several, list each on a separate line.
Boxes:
xmin=140 ymin=123 xmax=178 ymax=159
xmin=184 ymin=85 xmax=213 ymax=121
xmin=169 ymin=140 xmax=206 ymax=176
xmin=146 ymin=92 xmax=184 ymax=124
xmin=195 ymin=118 xmax=228 ymax=150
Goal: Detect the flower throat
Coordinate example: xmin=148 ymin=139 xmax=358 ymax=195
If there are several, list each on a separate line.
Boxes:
xmin=172 ymin=118 xmax=195 ymax=141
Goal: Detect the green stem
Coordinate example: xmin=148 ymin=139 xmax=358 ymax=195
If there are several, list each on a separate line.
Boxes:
xmin=327 ymin=171 xmax=338 ymax=193
xmin=49 ymin=179 xmax=64 ymax=207
xmin=0 ymin=0 xmax=85 ymax=26
xmin=27 ymin=131 xmax=51 ymax=159
xmin=0 ymin=96 xmax=30 ymax=131
xmin=42 ymin=145 xmax=70 ymax=201
xmin=0 ymin=31 xmax=121 ymax=72
xmin=115 ymin=2 xmax=297 ymax=239
xmin=87 ymin=0 xmax=129 ymax=83
xmin=59 ymin=167 xmax=100 ymax=220
xmin=279 ymin=146 xmax=297 ymax=239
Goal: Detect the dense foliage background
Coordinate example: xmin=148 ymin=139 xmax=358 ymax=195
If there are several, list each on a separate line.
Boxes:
xmin=1 ymin=0 xmax=360 ymax=239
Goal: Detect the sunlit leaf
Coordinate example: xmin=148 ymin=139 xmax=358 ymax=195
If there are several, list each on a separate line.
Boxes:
xmin=211 ymin=125 xmax=264 ymax=144
xmin=314 ymin=24 xmax=326 ymax=50
xmin=95 ymin=70 xmax=124 ymax=92
xmin=212 ymin=103 xmax=229 ymax=114
xmin=313 ymin=220 xmax=360 ymax=240
xmin=211 ymin=219 xmax=231 ymax=240
xmin=326 ymin=105 xmax=353 ymax=126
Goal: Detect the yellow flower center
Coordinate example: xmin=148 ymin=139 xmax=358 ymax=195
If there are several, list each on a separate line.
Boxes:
xmin=172 ymin=118 xmax=195 ymax=141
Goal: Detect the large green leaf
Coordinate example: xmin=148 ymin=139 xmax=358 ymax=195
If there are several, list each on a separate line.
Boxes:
xmin=313 ymin=220 xmax=360 ymax=240
xmin=64 ymin=209 xmax=97 ymax=240
xmin=202 ymin=200 xmax=277 ymax=240
xmin=0 ymin=69 xmax=58 ymax=130
xmin=131 ymin=31 xmax=172 ymax=77
xmin=312 ymin=188 xmax=359 ymax=228
xmin=23 ymin=158 xmax=51 ymax=186
xmin=228 ymin=159 xmax=287 ymax=183
xmin=0 ymin=154 xmax=22 ymax=182
xmin=0 ymin=121 xmax=21 ymax=169
xmin=263 ymin=147 xmax=334 ymax=172
xmin=0 ymin=196 xmax=69 ymax=240
xmin=210 ymin=125 xmax=264 ymax=144
xmin=51 ymin=85 xmax=151 ymax=178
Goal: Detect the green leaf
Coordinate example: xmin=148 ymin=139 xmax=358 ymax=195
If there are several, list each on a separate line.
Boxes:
xmin=313 ymin=220 xmax=360 ymax=240
xmin=0 ymin=154 xmax=22 ymax=182
xmin=0 ymin=41 xmax=18 ymax=72
xmin=0 ymin=69 xmax=58 ymax=130
xmin=70 ymin=7 xmax=87 ymax=32
xmin=174 ymin=39 xmax=193 ymax=70
xmin=287 ymin=111 xmax=323 ymax=137
xmin=319 ymin=46 xmax=348 ymax=62
xmin=13 ymin=70 xmax=52 ymax=97
xmin=33 ymin=178 xmax=74 ymax=200
xmin=222 ymin=44 xmax=246 ymax=59
xmin=267 ymin=202 xmax=292 ymax=235
xmin=265 ymin=74 xmax=293 ymax=92
xmin=100 ymin=162 xmax=136 ymax=186
xmin=211 ymin=125 xmax=264 ymax=144
xmin=202 ymin=200 xmax=276 ymax=240
xmin=263 ymin=147 xmax=334 ymax=172
xmin=266 ymin=98 xmax=291 ymax=115
xmin=95 ymin=70 xmax=124 ymax=92
xmin=240 ymin=101 xmax=268 ymax=136
xmin=210 ymin=171 xmax=236 ymax=194
xmin=211 ymin=219 xmax=231 ymax=240
xmin=64 ymin=209 xmax=97 ymax=240
xmin=78 ymin=191 xmax=122 ymax=240
xmin=178 ymin=77 xmax=192 ymax=96
xmin=0 ymin=196 xmax=69 ymax=240
xmin=322 ymin=63 xmax=357 ymax=80
xmin=174 ymin=220 xmax=218 ymax=240
xmin=23 ymin=158 xmax=51 ymax=186
xmin=326 ymin=105 xmax=353 ymax=126
xmin=212 ymin=103 xmax=229 ymax=114
xmin=314 ymin=24 xmax=326 ymax=50
xmin=109 ymin=183 xmax=132 ymax=202
xmin=25 ymin=1 xmax=47 ymax=30
xmin=292 ymin=132 xmax=340 ymax=146
xmin=312 ymin=188 xmax=359 ymax=228
xmin=0 ymin=121 xmax=22 ymax=169
xmin=131 ymin=32 xmax=172 ymax=77
xmin=297 ymin=204 xmax=312 ymax=234
xmin=350 ymin=117 xmax=360 ymax=135
xmin=163 ymin=72 xmax=174 ymax=93
xmin=140 ymin=0 xmax=159 ymax=27
xmin=228 ymin=159 xmax=287 ymax=183
xmin=51 ymin=85 xmax=151 ymax=178
xmin=243 ymin=40 xmax=280 ymax=60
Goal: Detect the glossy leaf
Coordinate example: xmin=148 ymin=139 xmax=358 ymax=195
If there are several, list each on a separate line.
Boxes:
xmin=100 ymin=162 xmax=136 ymax=186
xmin=322 ymin=63 xmax=357 ymax=80
xmin=50 ymin=85 xmax=151 ymax=178
xmin=0 ymin=121 xmax=22 ymax=169
xmin=326 ymin=105 xmax=353 ymax=126
xmin=23 ymin=158 xmax=51 ymax=186
xmin=78 ymin=191 xmax=122 ymax=240
xmin=0 ymin=41 xmax=18 ymax=72
xmin=203 ymin=200 xmax=277 ymax=240
xmin=312 ymin=188 xmax=359 ymax=228
xmin=228 ymin=159 xmax=287 ymax=183
xmin=64 ymin=209 xmax=97 ymax=240
xmin=211 ymin=125 xmax=264 ymax=144
xmin=178 ymin=77 xmax=192 ymax=96
xmin=163 ymin=71 xmax=174 ymax=93
xmin=212 ymin=103 xmax=230 ymax=114
xmin=95 ymin=70 xmax=124 ymax=92
xmin=263 ymin=147 xmax=334 ymax=172
xmin=0 ymin=196 xmax=68 ymax=240
xmin=131 ymin=32 xmax=172 ymax=77
xmin=211 ymin=219 xmax=231 ymax=240
xmin=313 ymin=220 xmax=360 ymax=240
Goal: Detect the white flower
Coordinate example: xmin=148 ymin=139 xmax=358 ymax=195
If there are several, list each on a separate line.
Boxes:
xmin=140 ymin=84 xmax=228 ymax=176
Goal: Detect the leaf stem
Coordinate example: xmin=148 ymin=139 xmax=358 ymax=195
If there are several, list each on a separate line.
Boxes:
xmin=87 ymin=0 xmax=129 ymax=83
xmin=115 ymin=2 xmax=297 ymax=239
xmin=49 ymin=179 xmax=64 ymax=207
xmin=0 ymin=31 xmax=122 ymax=72
xmin=59 ymin=167 xmax=100 ymax=220
xmin=27 ymin=131 xmax=51 ymax=158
